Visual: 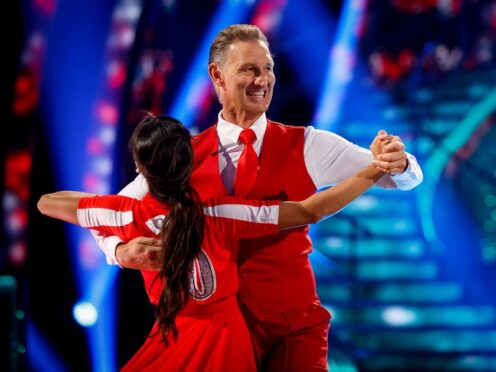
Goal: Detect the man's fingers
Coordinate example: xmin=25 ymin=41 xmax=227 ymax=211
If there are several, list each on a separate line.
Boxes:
xmin=116 ymin=236 xmax=162 ymax=270
xmin=370 ymin=135 xmax=381 ymax=155
xmin=377 ymin=129 xmax=388 ymax=139
xmin=373 ymin=159 xmax=407 ymax=173
xmin=145 ymin=238 xmax=162 ymax=246
xmin=126 ymin=246 xmax=162 ymax=271
xmin=373 ymin=158 xmax=406 ymax=168
xmin=133 ymin=236 xmax=161 ymax=246
xmin=373 ymin=165 xmax=406 ymax=174
xmin=376 ymin=151 xmax=407 ymax=162
xmin=382 ymin=139 xmax=405 ymax=153
xmin=372 ymin=134 xmax=409 ymax=173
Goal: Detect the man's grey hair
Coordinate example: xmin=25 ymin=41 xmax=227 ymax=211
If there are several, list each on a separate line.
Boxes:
xmin=208 ymin=24 xmax=269 ymax=67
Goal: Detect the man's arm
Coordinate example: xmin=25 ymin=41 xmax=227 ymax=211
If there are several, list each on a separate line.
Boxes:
xmin=304 ymin=127 xmax=423 ymax=190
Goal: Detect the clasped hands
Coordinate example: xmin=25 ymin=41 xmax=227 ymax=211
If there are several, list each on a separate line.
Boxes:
xmin=370 ymin=130 xmax=408 ymax=174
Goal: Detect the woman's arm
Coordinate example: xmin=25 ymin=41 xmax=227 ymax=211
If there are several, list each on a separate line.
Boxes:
xmin=278 ymin=136 xmax=386 ymax=229
xmin=37 ymin=191 xmax=95 ymax=225
xmin=278 ymin=164 xmax=384 ymax=229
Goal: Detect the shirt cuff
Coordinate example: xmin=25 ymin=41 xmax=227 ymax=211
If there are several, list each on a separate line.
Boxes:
xmin=391 ymin=154 xmax=423 ymax=190
xmin=90 ymin=230 xmax=123 ymax=267
xmin=105 ymin=236 xmax=124 ymax=267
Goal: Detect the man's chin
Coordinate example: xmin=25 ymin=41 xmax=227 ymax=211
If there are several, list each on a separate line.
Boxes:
xmin=246 ymin=101 xmax=270 ymax=113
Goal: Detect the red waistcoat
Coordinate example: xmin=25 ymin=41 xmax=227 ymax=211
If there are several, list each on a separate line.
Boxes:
xmin=191 ymin=120 xmax=318 ymax=320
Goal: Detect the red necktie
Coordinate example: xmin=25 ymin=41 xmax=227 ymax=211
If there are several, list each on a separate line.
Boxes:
xmin=234 ymin=129 xmax=258 ymax=197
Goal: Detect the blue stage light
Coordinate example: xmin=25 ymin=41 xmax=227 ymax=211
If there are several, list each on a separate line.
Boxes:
xmin=169 ymin=0 xmax=255 ymax=127
xmin=313 ymin=0 xmax=368 ymax=131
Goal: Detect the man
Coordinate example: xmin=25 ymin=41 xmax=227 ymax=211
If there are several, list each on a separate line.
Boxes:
xmin=97 ymin=25 xmax=423 ymax=370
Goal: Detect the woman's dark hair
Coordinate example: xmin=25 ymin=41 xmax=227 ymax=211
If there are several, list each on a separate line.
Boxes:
xmin=130 ymin=114 xmax=204 ymax=345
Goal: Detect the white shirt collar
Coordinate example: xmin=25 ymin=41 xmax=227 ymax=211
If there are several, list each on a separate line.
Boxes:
xmin=217 ymin=112 xmax=267 ymax=147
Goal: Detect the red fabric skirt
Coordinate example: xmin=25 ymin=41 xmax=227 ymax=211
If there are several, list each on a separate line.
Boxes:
xmin=122 ymin=296 xmax=256 ymax=371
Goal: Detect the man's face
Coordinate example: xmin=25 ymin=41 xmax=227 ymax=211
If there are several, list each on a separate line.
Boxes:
xmin=217 ymin=40 xmax=275 ymax=124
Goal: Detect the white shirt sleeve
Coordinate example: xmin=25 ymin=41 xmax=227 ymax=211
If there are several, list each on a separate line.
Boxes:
xmin=117 ymin=174 xmax=149 ymax=199
xmin=92 ymin=174 xmax=149 ymax=266
xmin=304 ymin=126 xmax=423 ymax=190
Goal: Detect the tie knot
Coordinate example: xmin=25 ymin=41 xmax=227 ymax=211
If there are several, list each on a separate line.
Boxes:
xmin=238 ymin=129 xmax=256 ymax=145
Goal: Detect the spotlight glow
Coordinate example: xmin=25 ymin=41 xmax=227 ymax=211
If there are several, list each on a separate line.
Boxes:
xmin=382 ymin=306 xmax=416 ymax=327
xmin=73 ymin=302 xmax=98 ymax=327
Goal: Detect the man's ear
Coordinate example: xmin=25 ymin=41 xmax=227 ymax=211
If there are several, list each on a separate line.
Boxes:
xmin=208 ymin=63 xmax=223 ymax=87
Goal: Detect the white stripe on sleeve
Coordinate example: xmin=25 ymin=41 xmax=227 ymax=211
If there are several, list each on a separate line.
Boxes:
xmin=203 ymin=204 xmax=279 ymax=225
xmin=77 ymin=208 xmax=134 ymax=228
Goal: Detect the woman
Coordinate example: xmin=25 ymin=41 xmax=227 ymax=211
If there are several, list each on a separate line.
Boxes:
xmin=38 ymin=114 xmax=385 ymax=371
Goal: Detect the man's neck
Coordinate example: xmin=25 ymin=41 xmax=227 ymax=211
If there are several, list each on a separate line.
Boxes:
xmin=221 ymin=111 xmax=261 ymax=128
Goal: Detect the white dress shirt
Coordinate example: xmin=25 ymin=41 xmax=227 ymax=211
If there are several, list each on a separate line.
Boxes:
xmin=217 ymin=113 xmax=422 ymax=192
xmin=98 ymin=112 xmax=423 ymax=264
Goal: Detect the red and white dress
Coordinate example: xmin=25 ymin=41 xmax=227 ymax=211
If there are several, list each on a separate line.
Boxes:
xmin=77 ymin=193 xmax=280 ymax=371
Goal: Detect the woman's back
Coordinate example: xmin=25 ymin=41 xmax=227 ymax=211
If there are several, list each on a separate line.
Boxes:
xmin=77 ymin=193 xmax=280 ymax=306
xmin=77 ymin=192 xmax=281 ymax=371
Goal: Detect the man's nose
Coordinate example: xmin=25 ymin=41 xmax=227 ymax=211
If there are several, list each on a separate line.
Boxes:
xmin=254 ymin=75 xmax=268 ymax=86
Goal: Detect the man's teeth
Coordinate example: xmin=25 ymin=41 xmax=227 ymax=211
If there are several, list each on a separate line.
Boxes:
xmin=248 ymin=91 xmax=265 ymax=97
